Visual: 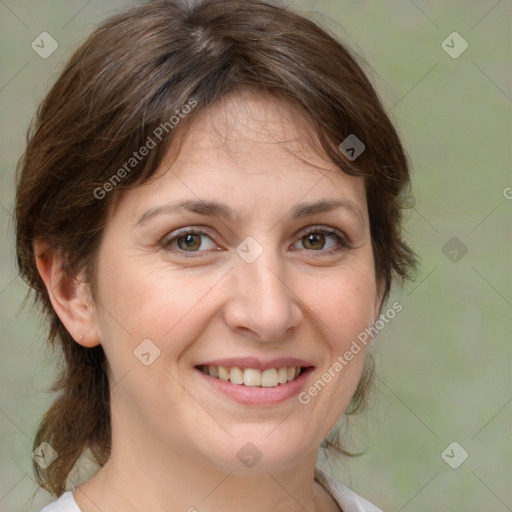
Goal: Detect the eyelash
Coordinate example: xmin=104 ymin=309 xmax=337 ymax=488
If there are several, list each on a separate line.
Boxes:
xmin=160 ymin=225 xmax=351 ymax=258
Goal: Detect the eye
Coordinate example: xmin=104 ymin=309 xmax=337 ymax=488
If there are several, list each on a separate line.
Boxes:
xmin=161 ymin=228 xmax=218 ymax=257
xmin=292 ymin=226 xmax=349 ymax=254
xmin=161 ymin=225 xmax=350 ymax=258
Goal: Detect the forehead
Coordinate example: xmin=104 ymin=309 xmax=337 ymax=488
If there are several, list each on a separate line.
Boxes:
xmin=112 ymin=90 xmax=368 ymax=222
xmin=193 ymin=90 xmax=341 ymax=170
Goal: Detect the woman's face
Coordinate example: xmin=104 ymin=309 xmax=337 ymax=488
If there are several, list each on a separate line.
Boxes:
xmin=90 ymin=91 xmax=381 ymax=472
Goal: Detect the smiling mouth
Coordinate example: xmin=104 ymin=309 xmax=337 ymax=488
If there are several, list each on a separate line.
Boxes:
xmin=196 ymin=365 xmax=309 ymax=387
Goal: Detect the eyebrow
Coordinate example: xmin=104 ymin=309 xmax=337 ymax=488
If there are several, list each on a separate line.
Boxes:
xmin=134 ymin=198 xmax=364 ymax=228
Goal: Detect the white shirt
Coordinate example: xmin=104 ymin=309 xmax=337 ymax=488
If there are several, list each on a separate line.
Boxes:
xmin=38 ymin=466 xmax=382 ymax=512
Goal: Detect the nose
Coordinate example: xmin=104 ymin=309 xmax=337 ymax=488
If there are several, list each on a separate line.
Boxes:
xmin=223 ymin=244 xmax=303 ymax=343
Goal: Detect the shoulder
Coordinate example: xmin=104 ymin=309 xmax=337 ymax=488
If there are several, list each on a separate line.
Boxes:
xmin=314 ymin=466 xmax=383 ymax=512
xmin=38 ymin=491 xmax=82 ymax=512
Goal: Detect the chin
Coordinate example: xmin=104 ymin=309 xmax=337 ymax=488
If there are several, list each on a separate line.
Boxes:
xmin=195 ymin=427 xmax=317 ymax=474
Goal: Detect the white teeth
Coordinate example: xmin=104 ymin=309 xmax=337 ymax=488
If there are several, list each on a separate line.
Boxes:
xmin=200 ymin=365 xmax=303 ymax=387
xmin=243 ymin=368 xmax=261 ymax=387
xmin=261 ymin=368 xmax=278 ymax=387
xmin=218 ymin=365 xmax=230 ymax=381
xmin=229 ymin=367 xmax=244 ymax=385
xmin=277 ymin=367 xmax=288 ymax=384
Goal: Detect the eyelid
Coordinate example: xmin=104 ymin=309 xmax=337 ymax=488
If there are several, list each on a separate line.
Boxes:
xmin=161 ymin=225 xmax=215 ymax=243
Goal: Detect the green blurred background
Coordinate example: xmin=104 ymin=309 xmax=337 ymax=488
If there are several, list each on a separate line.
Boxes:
xmin=1 ymin=1 xmax=510 ymax=510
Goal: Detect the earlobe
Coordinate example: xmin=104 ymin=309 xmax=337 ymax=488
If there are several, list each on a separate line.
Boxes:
xmin=33 ymin=239 xmax=101 ymax=348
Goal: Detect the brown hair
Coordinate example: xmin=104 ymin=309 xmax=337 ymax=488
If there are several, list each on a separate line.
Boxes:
xmin=15 ymin=0 xmax=417 ymax=497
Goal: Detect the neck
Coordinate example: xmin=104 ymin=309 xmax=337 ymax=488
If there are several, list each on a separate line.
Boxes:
xmin=75 ymin=426 xmax=333 ymax=512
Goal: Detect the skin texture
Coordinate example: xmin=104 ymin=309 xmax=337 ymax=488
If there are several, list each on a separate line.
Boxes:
xmin=35 ymin=90 xmax=382 ymax=512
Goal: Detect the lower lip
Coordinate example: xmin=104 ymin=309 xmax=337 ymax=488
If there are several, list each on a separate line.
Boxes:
xmin=195 ymin=367 xmax=314 ymax=406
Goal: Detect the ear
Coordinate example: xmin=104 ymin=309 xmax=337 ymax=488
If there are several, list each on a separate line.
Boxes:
xmin=371 ymin=278 xmax=386 ymax=324
xmin=33 ymin=239 xmax=101 ymax=348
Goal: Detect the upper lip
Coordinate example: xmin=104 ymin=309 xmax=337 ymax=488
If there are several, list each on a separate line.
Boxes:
xmin=195 ymin=357 xmax=314 ymax=371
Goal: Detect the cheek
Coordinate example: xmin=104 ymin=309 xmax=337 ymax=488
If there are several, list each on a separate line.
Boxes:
xmin=295 ymin=268 xmax=376 ymax=426
xmin=307 ymin=267 xmax=378 ymax=345
xmin=94 ymin=253 xmax=223 ymax=365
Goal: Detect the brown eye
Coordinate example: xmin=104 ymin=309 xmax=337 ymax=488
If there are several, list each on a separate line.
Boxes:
xmin=177 ymin=233 xmax=202 ymax=251
xmin=302 ymin=233 xmax=327 ymax=250
xmin=293 ymin=226 xmax=349 ymax=254
xmin=161 ymin=228 xmax=218 ymax=256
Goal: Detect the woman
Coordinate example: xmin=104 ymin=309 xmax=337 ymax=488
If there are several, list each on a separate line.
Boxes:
xmin=15 ymin=0 xmax=417 ymax=510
